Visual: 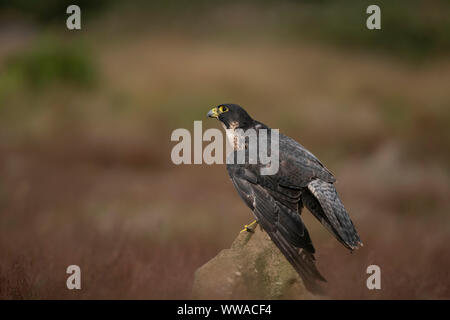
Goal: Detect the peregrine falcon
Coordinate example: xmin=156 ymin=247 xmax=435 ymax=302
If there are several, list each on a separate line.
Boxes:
xmin=207 ymin=103 xmax=362 ymax=292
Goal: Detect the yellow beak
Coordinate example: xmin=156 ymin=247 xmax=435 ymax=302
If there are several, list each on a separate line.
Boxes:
xmin=207 ymin=107 xmax=219 ymax=118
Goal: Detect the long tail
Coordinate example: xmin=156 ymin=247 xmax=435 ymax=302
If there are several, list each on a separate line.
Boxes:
xmin=266 ymin=229 xmax=327 ymax=294
xmin=303 ymin=179 xmax=363 ymax=250
xmin=252 ymin=190 xmax=327 ymax=293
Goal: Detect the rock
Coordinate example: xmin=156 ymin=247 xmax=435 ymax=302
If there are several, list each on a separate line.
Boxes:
xmin=191 ymin=225 xmax=319 ymax=299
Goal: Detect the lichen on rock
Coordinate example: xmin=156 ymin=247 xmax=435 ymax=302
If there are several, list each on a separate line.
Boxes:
xmin=191 ymin=225 xmax=320 ymax=299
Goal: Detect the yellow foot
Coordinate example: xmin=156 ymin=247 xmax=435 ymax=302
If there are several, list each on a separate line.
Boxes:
xmin=240 ymin=220 xmax=258 ymax=233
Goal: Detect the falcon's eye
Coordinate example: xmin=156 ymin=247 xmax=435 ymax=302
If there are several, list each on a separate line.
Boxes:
xmin=219 ymin=106 xmax=229 ymax=113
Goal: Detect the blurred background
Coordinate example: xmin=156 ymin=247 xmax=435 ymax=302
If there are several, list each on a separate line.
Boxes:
xmin=0 ymin=0 xmax=449 ymax=299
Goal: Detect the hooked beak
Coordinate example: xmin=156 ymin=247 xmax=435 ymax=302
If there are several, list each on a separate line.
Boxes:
xmin=207 ymin=107 xmax=219 ymax=119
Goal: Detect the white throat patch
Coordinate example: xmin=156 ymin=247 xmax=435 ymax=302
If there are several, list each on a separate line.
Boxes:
xmin=223 ymin=122 xmax=245 ymax=151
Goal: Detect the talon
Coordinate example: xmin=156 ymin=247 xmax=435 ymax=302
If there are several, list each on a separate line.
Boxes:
xmin=240 ymin=225 xmax=250 ymax=233
xmin=240 ymin=220 xmax=257 ymax=233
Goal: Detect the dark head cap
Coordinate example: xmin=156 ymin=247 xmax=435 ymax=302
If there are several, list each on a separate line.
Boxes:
xmin=207 ymin=104 xmax=253 ymax=129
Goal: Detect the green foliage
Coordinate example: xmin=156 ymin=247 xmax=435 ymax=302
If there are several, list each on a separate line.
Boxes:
xmin=282 ymin=0 xmax=450 ymax=60
xmin=0 ymin=38 xmax=97 ymax=94
xmin=1 ymin=0 xmax=448 ymax=59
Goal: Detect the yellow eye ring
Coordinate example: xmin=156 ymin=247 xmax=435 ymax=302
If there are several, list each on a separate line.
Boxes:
xmin=219 ymin=106 xmax=229 ymax=113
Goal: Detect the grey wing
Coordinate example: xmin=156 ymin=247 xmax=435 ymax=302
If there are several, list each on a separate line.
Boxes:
xmin=277 ymin=134 xmax=336 ymax=187
xmin=228 ymin=168 xmax=326 ymax=292
xmin=275 ymin=134 xmax=362 ymax=250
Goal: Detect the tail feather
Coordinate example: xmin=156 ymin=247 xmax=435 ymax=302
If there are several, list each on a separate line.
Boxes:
xmin=254 ymin=200 xmax=327 ymax=293
xmin=304 ymin=179 xmax=362 ymax=250
xmin=236 ymin=181 xmax=328 ymax=293
xmin=266 ymin=228 xmax=327 ymax=294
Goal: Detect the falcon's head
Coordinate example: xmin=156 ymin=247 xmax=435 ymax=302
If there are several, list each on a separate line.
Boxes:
xmin=207 ymin=104 xmax=254 ymax=129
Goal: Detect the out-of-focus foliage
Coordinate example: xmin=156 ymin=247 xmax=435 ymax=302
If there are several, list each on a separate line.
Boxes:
xmin=0 ymin=38 xmax=96 ymax=96
xmin=1 ymin=0 xmax=449 ymax=59
xmin=285 ymin=0 xmax=450 ymax=60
